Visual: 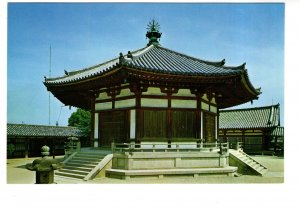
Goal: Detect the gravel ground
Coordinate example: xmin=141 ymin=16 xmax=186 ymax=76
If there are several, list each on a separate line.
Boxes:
xmin=6 ymin=155 xmax=284 ymax=184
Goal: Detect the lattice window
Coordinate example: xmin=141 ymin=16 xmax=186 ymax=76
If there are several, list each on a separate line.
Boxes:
xmin=142 ymin=110 xmax=167 ymax=139
xmin=204 ymin=113 xmax=216 ymax=143
xmin=172 ymin=110 xmax=196 ymax=138
xmin=244 ymin=136 xmax=262 ymax=152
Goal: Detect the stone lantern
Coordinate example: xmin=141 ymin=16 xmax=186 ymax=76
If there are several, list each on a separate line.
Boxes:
xmin=26 ymin=145 xmax=63 ymax=184
xmin=64 ymin=136 xmax=81 ymax=157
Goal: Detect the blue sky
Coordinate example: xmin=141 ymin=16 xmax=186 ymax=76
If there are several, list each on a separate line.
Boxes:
xmin=7 ymin=2 xmax=284 ymax=126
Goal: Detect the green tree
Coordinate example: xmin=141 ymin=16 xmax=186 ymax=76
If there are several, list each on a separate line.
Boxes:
xmin=68 ymin=108 xmax=91 ymax=138
xmin=7 ymin=144 xmax=15 ymax=157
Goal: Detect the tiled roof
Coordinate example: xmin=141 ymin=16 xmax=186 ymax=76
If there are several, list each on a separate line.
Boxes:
xmin=219 ymin=104 xmax=280 ymax=129
xmin=271 ymin=126 xmax=284 ymax=137
xmin=7 ymin=123 xmax=82 ymax=137
xmin=45 ymin=45 xmax=247 ymax=85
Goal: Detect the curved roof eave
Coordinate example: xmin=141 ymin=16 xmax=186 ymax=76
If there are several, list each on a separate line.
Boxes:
xmin=240 ymin=69 xmax=261 ymax=97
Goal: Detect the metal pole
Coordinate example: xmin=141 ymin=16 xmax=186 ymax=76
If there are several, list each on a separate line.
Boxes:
xmin=48 ymin=45 xmax=51 ymax=125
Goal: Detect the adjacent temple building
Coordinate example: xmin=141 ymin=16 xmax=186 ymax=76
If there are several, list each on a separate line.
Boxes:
xmin=43 ymin=20 xmax=266 ymax=179
xmin=219 ymin=103 xmax=284 ymax=155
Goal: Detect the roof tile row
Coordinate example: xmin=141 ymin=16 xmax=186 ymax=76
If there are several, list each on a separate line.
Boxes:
xmin=7 ymin=124 xmax=82 ymax=137
xmin=219 ymin=104 xmax=280 ymax=129
xmin=45 ymin=45 xmax=244 ymax=85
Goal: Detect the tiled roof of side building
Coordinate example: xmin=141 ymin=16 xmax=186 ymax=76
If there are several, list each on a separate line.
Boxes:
xmin=219 ymin=104 xmax=280 ymax=129
xmin=44 ymin=44 xmax=248 ymax=85
xmin=271 ymin=126 xmax=284 ymax=137
xmin=7 ymin=123 xmax=82 ymax=137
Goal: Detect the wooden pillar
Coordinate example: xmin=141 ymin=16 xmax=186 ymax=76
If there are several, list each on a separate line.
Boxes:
xmin=164 ymin=87 xmax=178 ymax=148
xmin=201 ymin=111 xmax=204 ymax=140
xmin=91 ymin=103 xmax=95 ymax=148
xmin=195 ymin=92 xmax=202 ymax=142
xmin=195 ymin=110 xmax=200 ymax=140
xmin=135 ymin=92 xmax=142 ymax=145
xmin=167 ymin=109 xmax=172 ymax=148
xmin=135 ymin=109 xmax=142 ymax=144
xmin=91 ymin=91 xmax=98 ymax=147
xmin=216 ymin=108 xmax=219 ymax=142
xmin=130 ymin=82 xmax=144 ymax=145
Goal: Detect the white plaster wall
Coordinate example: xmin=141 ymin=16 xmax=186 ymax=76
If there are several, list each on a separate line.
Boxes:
xmin=115 ymin=99 xmax=136 ymax=109
xmin=143 ymin=87 xmax=166 ymax=95
xmin=141 ymin=98 xmax=168 ymax=108
xmin=96 ymin=91 xmax=110 ymax=100
xmin=202 ymin=93 xmax=216 ymax=104
xmin=94 ymin=113 xmax=98 ymax=139
xmin=210 ymin=105 xmax=217 ymax=113
xmin=242 ymin=133 xmax=263 ymax=136
xmin=173 ymin=89 xmax=194 ymax=97
xmin=95 ymin=102 xmax=112 ymax=110
xmin=211 ymin=97 xmax=216 ymax=104
xmin=130 ymin=110 xmax=136 ymax=139
xmin=201 ymin=102 xmax=209 ymax=111
xmin=116 ymin=88 xmax=134 ymax=98
xmin=171 ymin=99 xmax=196 ymax=108
xmin=202 ymin=93 xmax=208 ymax=101
xmin=170 ymin=142 xmax=197 ymax=149
xmin=140 ymin=142 xmax=168 ymax=149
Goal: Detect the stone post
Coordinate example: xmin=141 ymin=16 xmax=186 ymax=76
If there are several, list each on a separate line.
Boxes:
xmin=200 ymin=139 xmax=204 ymax=149
xmin=26 ymin=145 xmax=63 ymax=184
xmin=111 ymin=140 xmax=115 ymax=153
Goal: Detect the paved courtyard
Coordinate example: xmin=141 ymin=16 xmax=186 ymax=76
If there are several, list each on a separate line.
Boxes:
xmin=6 ymin=154 xmax=284 ymax=184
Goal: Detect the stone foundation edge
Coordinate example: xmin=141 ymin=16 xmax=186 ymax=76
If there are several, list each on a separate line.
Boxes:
xmin=106 ymin=166 xmax=237 ymax=180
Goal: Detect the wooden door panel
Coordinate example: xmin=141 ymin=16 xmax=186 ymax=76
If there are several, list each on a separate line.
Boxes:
xmin=99 ymin=111 xmax=129 ymax=147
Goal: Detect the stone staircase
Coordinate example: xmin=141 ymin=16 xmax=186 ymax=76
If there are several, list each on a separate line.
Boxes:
xmin=55 ymin=152 xmax=108 ymax=180
xmin=229 ymin=149 xmax=268 ymax=176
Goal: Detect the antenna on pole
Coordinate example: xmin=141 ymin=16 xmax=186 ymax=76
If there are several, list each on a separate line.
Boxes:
xmin=48 ymin=45 xmax=52 ymax=125
xmin=56 ymin=105 xmax=64 ymax=126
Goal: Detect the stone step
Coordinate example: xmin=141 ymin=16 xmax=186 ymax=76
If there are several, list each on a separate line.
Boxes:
xmin=75 ymin=153 xmax=106 ymax=158
xmin=65 ymin=162 xmax=97 ymax=169
xmin=246 ymin=160 xmax=256 ymax=166
xmin=55 ymin=171 xmax=85 ymax=179
xmin=58 ymin=168 xmax=89 ymax=176
xmin=255 ymin=166 xmax=267 ymax=172
xmin=240 ymin=157 xmax=249 ymax=162
xmin=229 ymin=149 xmax=268 ymax=176
xmin=260 ymin=168 xmax=268 ymax=174
xmin=66 ymin=158 xmax=99 ymax=165
xmin=77 ymin=152 xmax=106 ymax=155
xmin=62 ymin=165 xmax=92 ymax=172
xmin=69 ymin=159 xmax=102 ymax=165
xmin=106 ymin=166 xmax=238 ymax=179
xmin=72 ymin=156 xmax=103 ymax=162
xmin=56 ymin=152 xmax=109 ymax=180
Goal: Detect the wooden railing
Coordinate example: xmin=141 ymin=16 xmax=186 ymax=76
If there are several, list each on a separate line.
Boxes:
xmin=228 ymin=142 xmax=243 ymax=150
xmin=111 ymin=141 xmax=229 ymax=154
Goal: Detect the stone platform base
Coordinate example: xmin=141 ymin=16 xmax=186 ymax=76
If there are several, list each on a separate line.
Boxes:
xmin=106 ymin=166 xmax=237 ymax=180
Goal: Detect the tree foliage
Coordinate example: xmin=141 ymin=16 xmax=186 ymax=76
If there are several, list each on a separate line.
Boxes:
xmin=68 ymin=108 xmax=91 ymax=138
xmin=7 ymin=144 xmax=15 ymax=156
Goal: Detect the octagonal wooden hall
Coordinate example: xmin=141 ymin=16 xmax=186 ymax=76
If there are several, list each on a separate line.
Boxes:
xmin=44 ymin=21 xmax=260 ymax=149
